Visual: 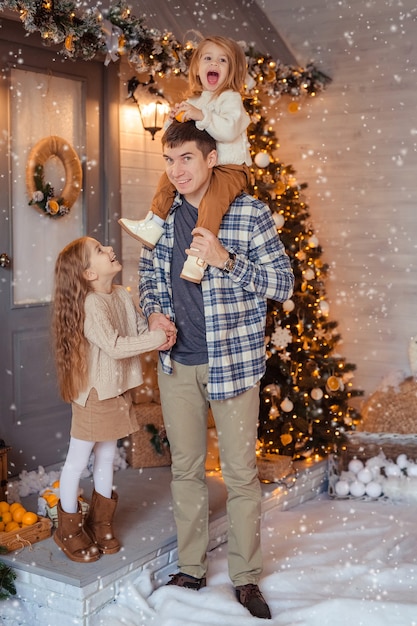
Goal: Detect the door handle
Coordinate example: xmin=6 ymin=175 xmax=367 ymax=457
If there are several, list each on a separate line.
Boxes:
xmin=0 ymin=252 xmax=11 ymax=268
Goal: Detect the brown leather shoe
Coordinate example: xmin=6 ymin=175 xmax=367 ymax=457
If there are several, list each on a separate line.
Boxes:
xmin=166 ymin=572 xmax=207 ymax=590
xmin=235 ymin=584 xmax=271 ymax=619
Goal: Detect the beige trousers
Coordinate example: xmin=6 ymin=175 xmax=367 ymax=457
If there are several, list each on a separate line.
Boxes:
xmin=158 ymin=360 xmax=262 ymax=586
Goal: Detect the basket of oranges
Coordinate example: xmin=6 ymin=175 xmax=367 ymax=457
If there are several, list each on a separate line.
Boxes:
xmin=0 ymin=501 xmax=52 ymax=552
xmin=39 ymin=481 xmax=89 ymax=528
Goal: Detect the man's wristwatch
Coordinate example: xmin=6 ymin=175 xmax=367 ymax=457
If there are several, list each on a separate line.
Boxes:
xmin=223 ymin=252 xmax=236 ymax=273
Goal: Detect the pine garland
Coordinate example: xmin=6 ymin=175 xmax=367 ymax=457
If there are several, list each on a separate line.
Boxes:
xmin=0 ymin=0 xmax=331 ymax=100
xmin=0 ymin=547 xmax=16 ymax=601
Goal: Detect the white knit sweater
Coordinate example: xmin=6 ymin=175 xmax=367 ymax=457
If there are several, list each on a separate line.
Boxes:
xmin=74 ymin=285 xmax=165 ymax=407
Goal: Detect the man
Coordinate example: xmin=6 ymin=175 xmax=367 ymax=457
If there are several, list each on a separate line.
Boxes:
xmin=138 ymin=121 xmax=294 ymax=620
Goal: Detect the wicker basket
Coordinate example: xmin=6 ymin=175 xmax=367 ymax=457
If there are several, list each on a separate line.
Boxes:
xmin=0 ymin=516 xmax=52 ymax=552
xmin=328 ymin=431 xmax=417 ymax=500
xmin=360 ymin=376 xmax=417 ymax=433
xmin=125 ymin=403 xmax=171 ymax=469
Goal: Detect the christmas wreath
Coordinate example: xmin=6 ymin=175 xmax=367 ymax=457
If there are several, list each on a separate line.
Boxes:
xmin=26 ymin=136 xmax=83 ymax=217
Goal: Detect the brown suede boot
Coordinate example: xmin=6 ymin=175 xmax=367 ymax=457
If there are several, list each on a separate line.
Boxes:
xmin=54 ymin=500 xmax=100 ymax=563
xmin=84 ymin=489 xmax=121 ymax=554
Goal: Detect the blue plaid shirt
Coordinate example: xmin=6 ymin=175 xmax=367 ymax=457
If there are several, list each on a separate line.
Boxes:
xmin=138 ymin=192 xmax=294 ymax=401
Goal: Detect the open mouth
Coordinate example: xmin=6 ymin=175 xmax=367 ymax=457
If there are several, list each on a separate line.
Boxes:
xmin=207 ymin=71 xmax=219 ymax=85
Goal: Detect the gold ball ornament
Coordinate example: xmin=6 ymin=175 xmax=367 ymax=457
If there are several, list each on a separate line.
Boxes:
xmin=288 ymin=101 xmax=300 ymax=114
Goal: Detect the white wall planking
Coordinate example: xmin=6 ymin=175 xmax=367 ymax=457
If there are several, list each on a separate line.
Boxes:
xmin=255 ymin=0 xmax=417 ymax=402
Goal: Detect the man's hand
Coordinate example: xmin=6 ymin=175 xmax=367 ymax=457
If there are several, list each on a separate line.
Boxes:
xmin=149 ymin=312 xmax=177 ymax=350
xmin=185 ymin=227 xmax=230 ymax=269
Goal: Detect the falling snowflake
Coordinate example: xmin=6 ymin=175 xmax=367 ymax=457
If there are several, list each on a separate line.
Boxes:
xmin=271 ymin=325 xmax=293 ymax=349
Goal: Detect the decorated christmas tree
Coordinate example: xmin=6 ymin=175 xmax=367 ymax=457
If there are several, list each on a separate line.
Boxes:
xmin=245 ymin=99 xmax=363 ymax=460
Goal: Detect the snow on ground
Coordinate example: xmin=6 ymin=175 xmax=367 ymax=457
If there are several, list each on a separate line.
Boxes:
xmin=2 ymin=494 xmax=417 ymax=625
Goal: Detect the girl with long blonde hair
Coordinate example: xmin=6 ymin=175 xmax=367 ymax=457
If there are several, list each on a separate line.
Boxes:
xmin=51 ymin=236 xmax=173 ymax=562
xmin=119 ymin=35 xmax=252 ymax=284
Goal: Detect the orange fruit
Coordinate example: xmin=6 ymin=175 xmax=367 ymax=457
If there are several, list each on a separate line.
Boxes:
xmin=5 ymin=521 xmax=20 ymax=532
xmin=0 ymin=520 xmax=5 ymax=532
xmin=175 ymin=110 xmax=186 ymax=123
xmin=1 ymin=511 xmax=12 ymax=524
xmin=9 ymin=502 xmax=23 ymax=513
xmin=21 ymin=511 xmax=38 ymax=526
xmin=46 ymin=494 xmax=58 ymax=507
xmin=0 ymin=501 xmax=10 ymax=513
xmin=12 ymin=506 xmax=27 ymax=523
xmin=52 ymin=480 xmax=60 ymax=489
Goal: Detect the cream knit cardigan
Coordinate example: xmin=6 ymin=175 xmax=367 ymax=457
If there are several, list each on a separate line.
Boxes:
xmin=74 ymin=285 xmax=165 ymax=407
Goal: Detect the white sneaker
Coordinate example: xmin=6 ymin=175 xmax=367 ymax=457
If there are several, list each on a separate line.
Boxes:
xmin=118 ymin=212 xmax=164 ymax=248
xmin=180 ymin=254 xmax=207 ymax=283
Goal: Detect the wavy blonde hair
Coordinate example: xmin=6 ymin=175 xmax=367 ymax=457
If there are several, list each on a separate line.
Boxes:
xmin=52 ymin=237 xmax=93 ymax=403
xmin=187 ymin=36 xmax=247 ymax=97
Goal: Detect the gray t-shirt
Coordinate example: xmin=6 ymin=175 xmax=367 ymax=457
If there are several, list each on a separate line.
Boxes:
xmin=170 ymin=198 xmax=208 ymax=366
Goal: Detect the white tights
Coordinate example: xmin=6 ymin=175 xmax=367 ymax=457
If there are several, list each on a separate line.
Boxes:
xmin=59 ymin=437 xmax=117 ymax=513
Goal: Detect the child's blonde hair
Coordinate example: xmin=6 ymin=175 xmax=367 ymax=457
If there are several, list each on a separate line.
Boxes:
xmin=52 ymin=237 xmax=93 ymax=403
xmin=187 ymin=36 xmax=247 ymax=97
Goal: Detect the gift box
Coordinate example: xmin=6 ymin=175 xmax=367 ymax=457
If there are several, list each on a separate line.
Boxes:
xmin=0 ymin=515 xmax=52 ymax=552
xmin=328 ymin=431 xmax=417 ymax=500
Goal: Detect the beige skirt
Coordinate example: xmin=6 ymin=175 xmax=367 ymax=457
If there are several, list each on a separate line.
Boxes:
xmin=71 ymin=388 xmax=139 ymax=442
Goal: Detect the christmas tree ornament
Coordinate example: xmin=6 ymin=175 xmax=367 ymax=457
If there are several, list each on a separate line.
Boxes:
xmin=326 ymin=376 xmax=341 ymax=392
xmin=302 ymin=268 xmax=315 ymax=281
xmin=318 ymin=301 xmax=330 ymax=316
xmin=275 ymin=181 xmax=286 ymax=195
xmin=280 ymin=398 xmax=293 ymax=412
xmin=272 ymin=212 xmax=285 ymax=228
xmin=308 ymin=235 xmax=319 ymax=247
xmin=282 ymin=299 xmax=295 ymax=312
xmin=311 ymin=388 xmax=323 ymax=401
xmin=254 ymin=151 xmax=271 ymax=168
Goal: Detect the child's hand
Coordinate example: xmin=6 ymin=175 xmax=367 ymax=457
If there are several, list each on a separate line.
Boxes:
xmin=173 ymin=102 xmax=203 ymax=123
xmin=149 ymin=313 xmax=177 ymax=350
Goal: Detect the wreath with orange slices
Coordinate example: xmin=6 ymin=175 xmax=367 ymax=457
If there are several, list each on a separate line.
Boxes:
xmin=26 ymin=136 xmax=83 ymax=217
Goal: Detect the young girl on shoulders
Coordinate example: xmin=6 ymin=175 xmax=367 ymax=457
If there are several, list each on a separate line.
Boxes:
xmin=51 ymin=236 xmax=174 ymax=562
xmin=119 ymin=35 xmax=252 ymax=284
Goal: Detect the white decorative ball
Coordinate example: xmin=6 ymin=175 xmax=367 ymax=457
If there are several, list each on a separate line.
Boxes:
xmin=365 ymin=481 xmax=383 ymax=498
xmin=282 ymin=299 xmax=295 ymax=312
xmin=303 ymin=268 xmax=315 ymax=281
xmin=357 ymin=467 xmax=373 ymax=484
xmin=280 ymin=397 xmax=294 ymax=412
xmin=254 ymin=152 xmax=270 ymax=168
xmin=272 ymin=212 xmax=285 ymax=228
xmin=349 ymin=480 xmax=366 ymax=498
xmin=385 ymin=463 xmax=402 ymax=477
xmin=406 ymin=463 xmax=417 ymax=477
xmin=396 ymin=454 xmax=408 ymax=469
xmin=348 ymin=458 xmax=364 ymax=474
xmin=334 ymin=480 xmax=350 ymax=497
xmin=318 ymin=301 xmax=330 ymax=316
xmin=308 ymin=235 xmax=319 ymax=248
xmin=311 ymin=387 xmax=324 ymax=401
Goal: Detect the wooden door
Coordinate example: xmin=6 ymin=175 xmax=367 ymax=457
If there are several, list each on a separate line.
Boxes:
xmin=0 ymin=20 xmax=121 ymax=477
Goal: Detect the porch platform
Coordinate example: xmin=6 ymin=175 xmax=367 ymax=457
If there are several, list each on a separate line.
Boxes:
xmin=1 ymin=459 xmax=327 ymax=625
